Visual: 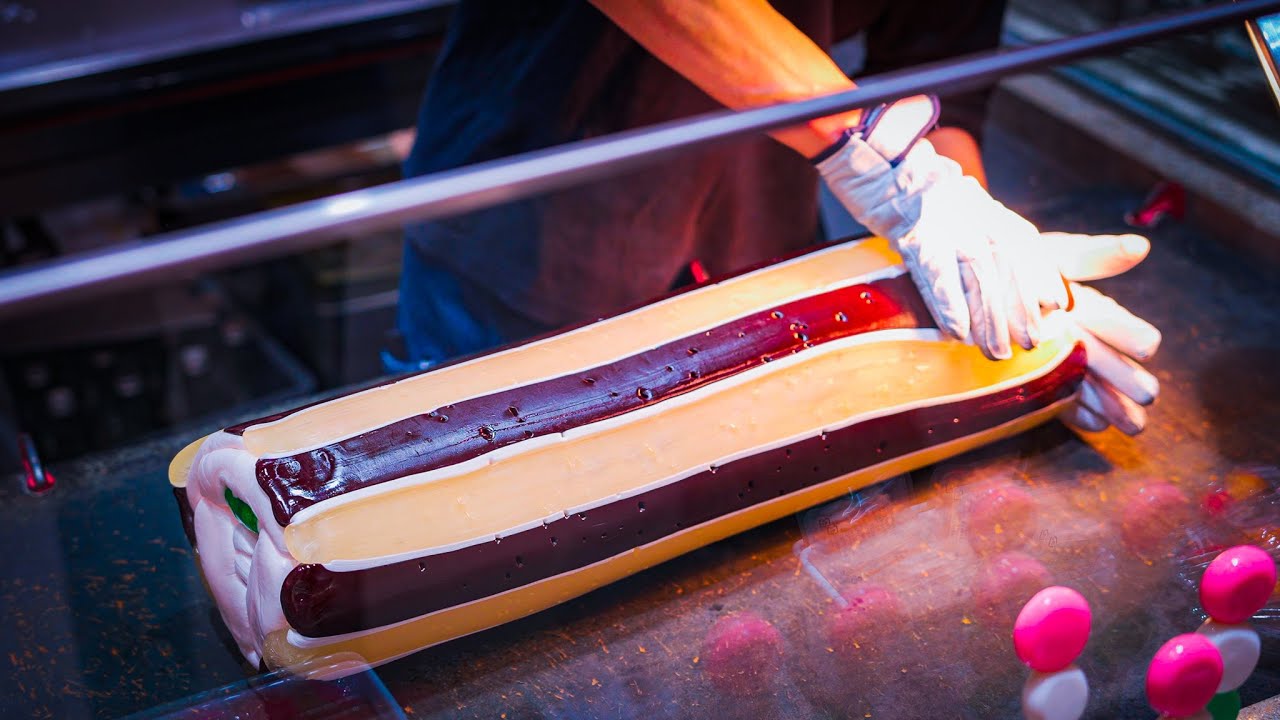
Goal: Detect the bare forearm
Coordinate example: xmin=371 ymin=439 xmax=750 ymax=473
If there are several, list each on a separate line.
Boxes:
xmin=589 ymin=0 xmax=861 ymax=157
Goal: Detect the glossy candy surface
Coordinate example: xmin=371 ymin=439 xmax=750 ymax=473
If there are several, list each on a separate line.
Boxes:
xmin=1013 ymin=586 xmax=1091 ymax=673
xmin=169 ymin=237 xmax=1093 ymax=673
xmin=1021 ymin=667 xmax=1088 ymax=720
xmin=974 ymin=551 xmax=1053 ymax=626
xmin=1198 ymin=622 xmax=1260 ymax=693
xmin=1146 ymin=633 xmax=1223 ymax=718
xmin=1199 ymin=545 xmax=1276 ymax=625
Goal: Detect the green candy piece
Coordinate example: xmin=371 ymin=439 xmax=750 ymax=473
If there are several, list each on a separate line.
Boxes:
xmin=224 ymin=487 xmax=259 ymax=535
xmin=1207 ymin=690 xmax=1242 ymax=720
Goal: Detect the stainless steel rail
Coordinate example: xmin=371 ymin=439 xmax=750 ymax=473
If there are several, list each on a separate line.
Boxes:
xmin=2 ymin=0 xmax=1278 ymax=319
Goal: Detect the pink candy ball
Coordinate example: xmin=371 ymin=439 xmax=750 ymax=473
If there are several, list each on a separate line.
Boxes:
xmin=826 ymin=585 xmax=903 ymax=656
xmin=1146 ymin=633 xmax=1223 ymax=718
xmin=964 ymin=480 xmax=1037 ymax=555
xmin=1013 ymin=586 xmax=1092 ymax=673
xmin=1200 ymin=545 xmax=1277 ymax=624
xmin=974 ymin=551 xmax=1054 ymax=626
xmin=828 ymin=585 xmax=902 ymax=634
xmin=702 ymin=612 xmax=785 ymax=694
xmin=1120 ymin=481 xmax=1192 ymax=557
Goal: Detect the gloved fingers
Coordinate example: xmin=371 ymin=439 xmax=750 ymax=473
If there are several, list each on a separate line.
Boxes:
xmin=959 ymin=246 xmax=1011 ymax=360
xmin=1043 ymin=232 xmax=1151 ymax=282
xmin=1036 ymin=267 xmax=1071 ymax=312
xmin=1059 ymin=400 xmax=1110 ymax=433
xmin=998 ymin=240 xmax=1043 ymax=351
xmin=1078 ymin=330 xmax=1160 ymax=406
xmin=904 ymin=238 xmax=971 ymax=342
xmin=1069 ymin=283 xmax=1162 ymax=361
xmin=987 ymin=204 xmax=1068 ymax=311
xmin=1077 ymin=374 xmax=1147 ymax=435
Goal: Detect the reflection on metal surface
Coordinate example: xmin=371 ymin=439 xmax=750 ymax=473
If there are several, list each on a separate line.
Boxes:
xmin=17 ymin=432 xmax=53 ymax=494
xmin=121 ymin=653 xmax=404 ymax=719
xmin=1124 ymin=181 xmax=1186 ymax=229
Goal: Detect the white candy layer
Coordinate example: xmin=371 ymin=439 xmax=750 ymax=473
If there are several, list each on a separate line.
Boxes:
xmin=1022 ymin=667 xmax=1088 ymax=720
xmin=186 ymin=431 xmax=297 ymax=667
xmin=1199 ymin=620 xmax=1260 ymax=693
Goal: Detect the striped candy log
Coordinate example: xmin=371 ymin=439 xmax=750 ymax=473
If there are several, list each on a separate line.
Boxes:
xmin=167 ymin=237 xmax=1086 ymax=674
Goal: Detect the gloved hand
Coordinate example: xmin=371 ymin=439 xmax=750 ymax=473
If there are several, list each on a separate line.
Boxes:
xmin=815 ymin=95 xmax=1070 ymax=360
xmin=1041 ymin=232 xmax=1162 ymax=435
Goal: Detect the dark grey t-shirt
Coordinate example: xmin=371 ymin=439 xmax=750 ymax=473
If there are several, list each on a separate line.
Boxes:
xmin=403 ymin=0 xmax=829 ymax=328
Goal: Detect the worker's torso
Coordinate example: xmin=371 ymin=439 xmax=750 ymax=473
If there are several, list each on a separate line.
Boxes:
xmin=403 ymin=0 xmax=831 ymax=327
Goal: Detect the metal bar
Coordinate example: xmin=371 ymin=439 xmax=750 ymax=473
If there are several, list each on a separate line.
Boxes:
xmin=2 ymin=0 xmax=1278 ymax=320
xmin=0 ymin=0 xmax=451 ymax=95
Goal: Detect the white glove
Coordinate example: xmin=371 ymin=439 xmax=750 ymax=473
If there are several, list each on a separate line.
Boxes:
xmin=1042 ymin=232 xmax=1162 ymax=435
xmin=815 ymin=95 xmax=1068 ymax=360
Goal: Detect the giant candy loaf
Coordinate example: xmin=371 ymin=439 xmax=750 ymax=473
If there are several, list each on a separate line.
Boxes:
xmin=168 ymin=237 xmax=1086 ymax=673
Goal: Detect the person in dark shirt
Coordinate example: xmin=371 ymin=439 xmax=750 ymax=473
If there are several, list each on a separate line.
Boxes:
xmin=395 ymin=0 xmax=1159 ymax=435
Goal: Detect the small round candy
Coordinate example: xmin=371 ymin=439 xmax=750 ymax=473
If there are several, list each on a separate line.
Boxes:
xmin=1022 ymin=666 xmax=1088 ymax=720
xmin=974 ymin=551 xmax=1053 ymax=626
xmin=826 ymin=585 xmax=902 ymax=656
xmin=702 ymin=612 xmax=785 ymax=694
xmin=1013 ymin=586 xmax=1092 ymax=673
xmin=1200 ymin=545 xmax=1277 ymax=624
xmin=1120 ymin=481 xmax=1191 ymax=557
xmin=1198 ymin=621 xmax=1260 ymax=692
xmin=1200 ymin=489 xmax=1233 ymax=518
xmin=1205 ymin=690 xmax=1242 ymax=720
xmin=1146 ymin=633 xmax=1224 ymax=718
xmin=964 ymin=480 xmax=1037 ymax=555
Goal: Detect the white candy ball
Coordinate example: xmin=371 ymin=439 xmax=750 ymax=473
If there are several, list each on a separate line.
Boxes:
xmin=1198 ymin=620 xmax=1261 ymax=692
xmin=1022 ymin=666 xmax=1088 ymax=720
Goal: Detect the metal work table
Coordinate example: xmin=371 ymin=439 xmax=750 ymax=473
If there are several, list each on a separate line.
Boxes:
xmin=1 ymin=82 xmax=1278 ymax=717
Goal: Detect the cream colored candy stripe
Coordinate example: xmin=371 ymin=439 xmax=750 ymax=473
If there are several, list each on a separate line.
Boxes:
xmin=241 ymin=238 xmax=905 ymax=457
xmin=285 ymin=326 xmax=1075 ymax=567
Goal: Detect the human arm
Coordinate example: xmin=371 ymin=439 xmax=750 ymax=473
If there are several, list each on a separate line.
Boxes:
xmin=587 ymin=0 xmax=860 ymax=157
xmin=587 ymin=0 xmax=1062 ymax=360
xmin=588 ymin=1 xmax=1153 ymax=373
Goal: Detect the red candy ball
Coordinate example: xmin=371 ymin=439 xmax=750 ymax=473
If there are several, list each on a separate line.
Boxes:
xmin=1200 ymin=489 xmax=1234 ymax=517
xmin=826 ymin=585 xmax=903 ymax=655
xmin=1013 ymin=586 xmax=1092 ymax=673
xmin=1200 ymin=545 xmax=1278 ymax=624
xmin=974 ymin=551 xmax=1053 ymax=626
xmin=702 ymin=612 xmax=785 ymax=694
xmin=1120 ymin=481 xmax=1192 ymax=557
xmin=1146 ymin=633 xmax=1223 ymax=718
xmin=964 ymin=480 xmax=1037 ymax=555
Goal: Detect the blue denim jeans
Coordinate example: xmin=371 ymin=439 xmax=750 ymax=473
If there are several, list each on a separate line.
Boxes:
xmin=386 ymin=242 xmax=553 ymax=373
